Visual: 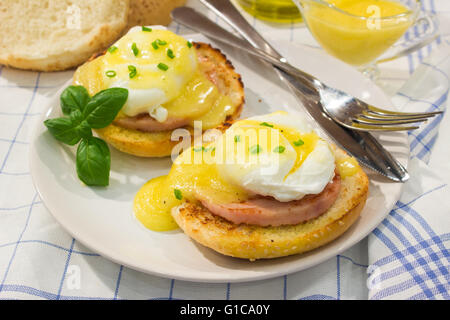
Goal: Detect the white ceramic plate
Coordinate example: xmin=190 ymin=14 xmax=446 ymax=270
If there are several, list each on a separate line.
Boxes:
xmin=30 ymin=34 xmax=409 ymax=283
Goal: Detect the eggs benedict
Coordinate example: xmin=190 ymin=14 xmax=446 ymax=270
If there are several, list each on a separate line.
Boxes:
xmin=134 ymin=112 xmax=369 ymax=260
xmin=73 ymin=26 xmax=244 ymax=157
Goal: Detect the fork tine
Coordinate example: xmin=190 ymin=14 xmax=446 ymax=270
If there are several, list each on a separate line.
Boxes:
xmin=350 ymin=123 xmax=419 ymax=132
xmin=354 ymin=117 xmax=427 ymax=126
xmin=361 ymin=111 xmax=437 ymax=121
xmin=368 ymin=105 xmax=443 ymax=117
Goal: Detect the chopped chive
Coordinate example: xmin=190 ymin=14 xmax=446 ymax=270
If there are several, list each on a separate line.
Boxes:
xmin=151 ymin=41 xmax=159 ymax=50
xmin=260 ymin=122 xmax=274 ymax=128
xmin=131 ymin=42 xmax=139 ymax=56
xmin=273 ymin=146 xmax=286 ymax=154
xmin=187 ymin=41 xmax=193 ymax=48
xmin=105 ymin=70 xmax=116 ymax=78
xmin=157 ymin=63 xmax=169 ymax=71
xmin=142 ymin=26 xmax=152 ymax=32
xmin=293 ymin=138 xmax=304 ymax=147
xmin=249 ymin=145 xmax=262 ymax=154
xmin=205 ymin=147 xmax=215 ymax=152
xmin=156 ymin=39 xmax=167 ymax=46
xmin=234 ymin=135 xmax=241 ymax=143
xmin=167 ymin=49 xmax=175 ymax=59
xmin=128 ymin=65 xmax=137 ymax=79
xmin=174 ymin=189 xmax=183 ymax=200
xmin=107 ymin=46 xmax=118 ymax=54
xmin=193 ymin=146 xmax=204 ymax=152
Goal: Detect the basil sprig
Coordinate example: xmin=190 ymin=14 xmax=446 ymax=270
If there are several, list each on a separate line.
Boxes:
xmin=76 ymin=137 xmax=111 ymax=187
xmin=44 ymin=85 xmax=128 ymax=187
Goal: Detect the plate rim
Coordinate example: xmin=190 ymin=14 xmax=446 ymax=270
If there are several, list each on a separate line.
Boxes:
xmin=29 ymin=35 xmax=409 ymax=283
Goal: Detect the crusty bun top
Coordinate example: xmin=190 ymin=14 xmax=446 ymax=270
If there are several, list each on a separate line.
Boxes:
xmin=126 ymin=0 xmax=187 ymax=30
xmin=0 ymin=0 xmax=129 ymax=71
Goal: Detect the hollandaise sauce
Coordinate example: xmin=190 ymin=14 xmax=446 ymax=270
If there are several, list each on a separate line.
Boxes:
xmin=133 ymin=145 xmax=249 ymax=232
xmin=303 ymin=0 xmax=413 ymax=66
xmin=134 ymin=115 xmax=328 ymax=232
xmin=134 ymin=176 xmax=180 ymax=231
xmin=336 ymin=156 xmax=360 ymax=178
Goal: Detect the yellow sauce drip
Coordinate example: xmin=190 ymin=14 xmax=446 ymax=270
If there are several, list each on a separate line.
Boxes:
xmin=337 ymin=156 xmax=360 ymax=178
xmin=73 ymin=57 xmax=105 ymax=96
xmin=134 ymin=176 xmax=180 ymax=232
xmin=193 ymin=94 xmax=235 ymax=130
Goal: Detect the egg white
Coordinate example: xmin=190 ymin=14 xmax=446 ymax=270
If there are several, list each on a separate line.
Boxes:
xmin=216 ymin=112 xmax=336 ymax=202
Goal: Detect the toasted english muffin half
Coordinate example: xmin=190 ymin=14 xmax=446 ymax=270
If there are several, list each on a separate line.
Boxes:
xmin=171 ymin=147 xmax=369 ymax=260
xmin=0 ymin=0 xmax=129 ymax=72
xmin=94 ymin=42 xmax=245 ymax=157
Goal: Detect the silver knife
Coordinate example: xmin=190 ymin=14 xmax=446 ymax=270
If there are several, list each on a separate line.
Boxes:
xmin=174 ymin=1 xmax=409 ymax=182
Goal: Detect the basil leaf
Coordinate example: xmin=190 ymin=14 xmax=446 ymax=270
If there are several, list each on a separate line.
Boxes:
xmin=69 ymin=110 xmax=92 ymax=139
xmin=76 ymin=137 xmax=111 ymax=186
xmin=44 ymin=117 xmax=82 ymax=146
xmin=83 ymin=88 xmax=128 ymax=129
xmin=60 ymin=86 xmax=90 ymax=115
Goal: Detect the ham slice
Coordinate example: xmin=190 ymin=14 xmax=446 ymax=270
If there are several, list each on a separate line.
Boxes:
xmin=200 ymin=174 xmax=341 ymax=227
xmin=113 ymin=114 xmax=190 ymax=132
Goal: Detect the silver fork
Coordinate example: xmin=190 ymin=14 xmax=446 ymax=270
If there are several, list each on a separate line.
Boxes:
xmin=172 ymin=6 xmax=442 ymax=132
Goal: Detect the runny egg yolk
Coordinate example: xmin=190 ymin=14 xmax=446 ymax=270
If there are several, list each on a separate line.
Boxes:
xmin=233 ymin=120 xmax=320 ymax=180
xmin=134 ymin=114 xmax=338 ymax=232
xmin=73 ymin=27 xmax=236 ymax=129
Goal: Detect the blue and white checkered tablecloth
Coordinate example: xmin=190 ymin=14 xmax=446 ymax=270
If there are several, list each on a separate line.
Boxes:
xmin=0 ymin=0 xmax=448 ymax=300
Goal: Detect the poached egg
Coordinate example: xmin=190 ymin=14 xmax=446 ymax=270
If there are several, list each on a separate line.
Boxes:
xmin=214 ymin=112 xmax=336 ymax=202
xmin=102 ymin=26 xmax=198 ymax=121
xmin=73 ymin=26 xmax=238 ymax=129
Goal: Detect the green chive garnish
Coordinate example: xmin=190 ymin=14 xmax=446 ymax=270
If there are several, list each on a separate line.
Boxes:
xmin=174 ymin=189 xmax=183 ymax=200
xmin=108 ymin=46 xmax=118 ymax=54
xmin=187 ymin=41 xmax=193 ymax=48
xmin=142 ymin=26 xmax=152 ymax=32
xmin=105 ymin=70 xmax=116 ymax=78
xmin=128 ymin=65 xmax=137 ymax=79
xmin=234 ymin=135 xmax=241 ymax=143
xmin=273 ymin=146 xmax=286 ymax=153
xmin=167 ymin=49 xmax=175 ymax=59
xmin=156 ymin=39 xmax=167 ymax=46
xmin=293 ymin=138 xmax=305 ymax=147
xmin=131 ymin=42 xmax=139 ymax=56
xmin=193 ymin=147 xmax=204 ymax=152
xmin=249 ymin=145 xmax=262 ymax=154
xmin=157 ymin=63 xmax=169 ymax=71
xmin=260 ymin=122 xmax=274 ymax=128
xmin=151 ymin=41 xmax=159 ymax=50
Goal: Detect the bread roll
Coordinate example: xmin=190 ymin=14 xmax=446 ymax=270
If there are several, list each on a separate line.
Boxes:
xmin=0 ymin=0 xmax=129 ymax=71
xmin=127 ymin=0 xmax=187 ymax=29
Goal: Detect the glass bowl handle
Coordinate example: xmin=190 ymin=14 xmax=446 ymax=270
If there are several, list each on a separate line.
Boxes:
xmin=376 ymin=12 xmax=439 ymax=64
